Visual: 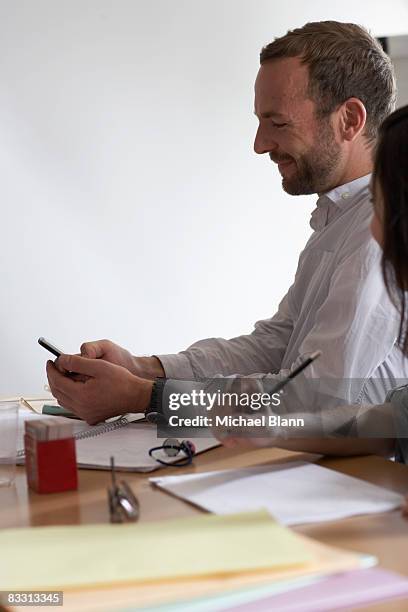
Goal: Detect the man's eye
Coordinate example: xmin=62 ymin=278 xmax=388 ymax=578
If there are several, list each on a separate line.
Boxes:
xmin=271 ymin=122 xmax=287 ymax=128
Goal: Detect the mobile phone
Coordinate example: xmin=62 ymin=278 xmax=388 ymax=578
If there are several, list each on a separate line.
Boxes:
xmin=38 ymin=337 xmax=64 ymax=359
xmin=38 ymin=337 xmax=83 ymax=380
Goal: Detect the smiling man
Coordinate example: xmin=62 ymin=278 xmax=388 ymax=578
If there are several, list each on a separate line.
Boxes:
xmin=47 ymin=21 xmax=408 ymax=428
xmin=254 ymin=56 xmax=355 ymax=194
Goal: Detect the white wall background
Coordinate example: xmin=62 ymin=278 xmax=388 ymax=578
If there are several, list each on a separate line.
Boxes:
xmin=1 ymin=0 xmax=408 ymax=396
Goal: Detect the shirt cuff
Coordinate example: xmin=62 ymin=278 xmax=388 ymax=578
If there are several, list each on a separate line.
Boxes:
xmin=155 ymin=353 xmax=195 ymax=380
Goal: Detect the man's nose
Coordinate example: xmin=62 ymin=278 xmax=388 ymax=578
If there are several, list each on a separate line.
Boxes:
xmin=254 ymin=126 xmax=277 ymax=155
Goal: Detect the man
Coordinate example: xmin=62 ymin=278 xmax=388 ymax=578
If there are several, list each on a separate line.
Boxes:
xmin=47 ymin=21 xmax=407 ymax=440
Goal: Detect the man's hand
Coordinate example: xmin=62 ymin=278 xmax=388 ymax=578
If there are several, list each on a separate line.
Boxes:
xmin=46 ymin=354 xmax=153 ymax=425
xmin=80 ymin=339 xmax=164 ymax=379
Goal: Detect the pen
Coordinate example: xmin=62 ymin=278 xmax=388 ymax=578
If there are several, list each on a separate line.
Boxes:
xmin=269 ymin=350 xmax=322 ymax=395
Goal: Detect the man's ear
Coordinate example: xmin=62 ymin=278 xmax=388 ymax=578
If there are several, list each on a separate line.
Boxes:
xmin=338 ymin=97 xmax=367 ymax=142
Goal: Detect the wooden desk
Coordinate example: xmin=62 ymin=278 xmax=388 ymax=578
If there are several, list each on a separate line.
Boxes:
xmin=2 ymin=446 xmax=408 ymax=611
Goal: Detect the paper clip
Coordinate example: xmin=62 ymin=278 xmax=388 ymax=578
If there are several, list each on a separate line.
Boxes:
xmin=108 ymin=456 xmax=140 ymax=523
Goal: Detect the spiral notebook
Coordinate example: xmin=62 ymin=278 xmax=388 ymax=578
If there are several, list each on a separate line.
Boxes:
xmin=17 ymin=405 xmax=219 ymax=472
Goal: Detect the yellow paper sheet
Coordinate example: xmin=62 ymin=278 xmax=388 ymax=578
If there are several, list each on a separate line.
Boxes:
xmin=46 ymin=535 xmax=372 ymax=611
xmin=0 ymin=511 xmax=311 ymax=591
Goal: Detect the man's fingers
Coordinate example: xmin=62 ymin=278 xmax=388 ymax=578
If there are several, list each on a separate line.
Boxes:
xmin=57 ymin=354 xmax=106 ymax=377
xmin=54 ymin=360 xmax=69 ymax=375
xmin=80 ymin=339 xmax=109 ymax=359
xmin=46 ymin=360 xmax=83 ymax=396
xmin=51 ymin=387 xmax=75 ymax=411
xmin=46 ymin=361 xmax=98 ymax=423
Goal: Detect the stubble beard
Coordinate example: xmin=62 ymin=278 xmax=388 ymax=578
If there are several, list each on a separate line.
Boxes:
xmin=282 ymin=119 xmax=342 ymax=196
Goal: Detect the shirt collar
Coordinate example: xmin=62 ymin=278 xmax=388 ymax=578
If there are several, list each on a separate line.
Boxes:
xmin=310 ymin=173 xmax=371 ymax=231
xmin=323 ymin=173 xmax=371 ymax=208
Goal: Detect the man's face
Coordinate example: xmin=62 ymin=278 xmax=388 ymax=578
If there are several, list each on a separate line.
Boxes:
xmin=254 ymin=57 xmax=341 ymax=195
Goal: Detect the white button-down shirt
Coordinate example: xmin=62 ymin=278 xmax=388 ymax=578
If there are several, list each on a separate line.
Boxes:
xmin=158 ymin=174 xmax=408 ymax=406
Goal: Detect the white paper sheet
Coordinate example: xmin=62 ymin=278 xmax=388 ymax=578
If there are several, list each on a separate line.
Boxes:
xmin=74 ymin=421 xmax=219 ymax=471
xmin=150 ymin=461 xmax=404 ymax=525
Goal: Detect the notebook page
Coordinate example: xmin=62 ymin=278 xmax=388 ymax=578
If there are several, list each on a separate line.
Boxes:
xmin=75 ymin=420 xmax=219 ymax=472
xmin=17 ymin=408 xmax=219 ymax=471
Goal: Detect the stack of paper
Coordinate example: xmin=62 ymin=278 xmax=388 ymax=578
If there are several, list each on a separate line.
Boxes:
xmin=220 ymin=568 xmax=408 ymax=612
xmin=150 ymin=461 xmax=403 ymax=525
xmin=0 ymin=511 xmax=375 ymax=611
xmin=0 ymin=511 xmax=311 ymax=591
xmin=127 ymin=568 xmax=408 ymax=612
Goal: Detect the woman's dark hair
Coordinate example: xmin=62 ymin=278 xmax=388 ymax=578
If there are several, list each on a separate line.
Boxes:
xmin=374 ymin=104 xmax=408 ymax=354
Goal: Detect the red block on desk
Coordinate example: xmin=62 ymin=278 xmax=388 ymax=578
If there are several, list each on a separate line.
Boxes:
xmin=24 ymin=434 xmax=78 ymax=493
